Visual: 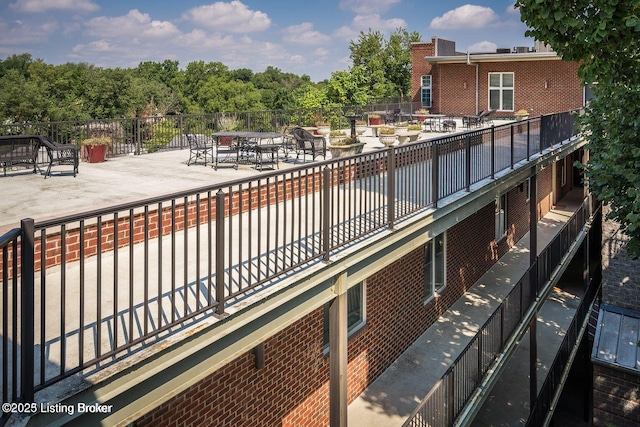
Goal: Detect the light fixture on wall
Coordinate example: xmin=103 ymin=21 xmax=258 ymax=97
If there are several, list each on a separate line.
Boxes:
xmin=463 ymin=81 xmax=468 ymax=89
xmin=544 ymin=80 xmax=549 ymax=89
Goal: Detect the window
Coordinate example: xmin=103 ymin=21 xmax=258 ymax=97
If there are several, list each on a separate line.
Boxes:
xmin=421 ymin=75 xmax=432 ymax=108
xmin=424 ymin=232 xmax=446 ymax=301
xmin=495 ymin=193 xmax=507 ymax=241
xmin=489 ymin=72 xmax=514 ymax=111
xmin=323 ymin=282 xmax=366 ymax=348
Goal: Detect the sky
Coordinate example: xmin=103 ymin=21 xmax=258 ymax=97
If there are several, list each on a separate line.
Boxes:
xmin=0 ymin=0 xmax=533 ymax=82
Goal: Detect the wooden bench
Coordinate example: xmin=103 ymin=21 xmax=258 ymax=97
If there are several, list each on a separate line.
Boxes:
xmin=0 ymin=135 xmax=79 ymax=178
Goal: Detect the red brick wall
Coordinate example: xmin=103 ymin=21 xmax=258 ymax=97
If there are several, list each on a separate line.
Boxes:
xmin=411 ymin=41 xmax=435 ymax=105
xmin=135 ymin=177 xmax=538 ymax=426
xmin=593 ymin=364 xmax=640 ymax=427
xmin=410 ymin=41 xmax=583 ymax=116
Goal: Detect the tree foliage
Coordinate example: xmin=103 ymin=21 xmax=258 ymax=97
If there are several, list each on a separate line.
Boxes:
xmin=349 ymin=28 xmax=421 ymax=99
xmin=516 ymin=0 xmax=640 ymax=256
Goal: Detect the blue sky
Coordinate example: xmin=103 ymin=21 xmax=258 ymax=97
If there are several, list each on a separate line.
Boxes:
xmin=0 ymin=0 xmax=532 ymax=81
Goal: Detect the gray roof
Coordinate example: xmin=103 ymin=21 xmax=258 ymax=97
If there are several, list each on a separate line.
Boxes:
xmin=592 ymin=304 xmax=640 ymax=373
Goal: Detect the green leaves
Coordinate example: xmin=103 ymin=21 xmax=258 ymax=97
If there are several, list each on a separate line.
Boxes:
xmin=516 ymin=0 xmax=640 ymax=255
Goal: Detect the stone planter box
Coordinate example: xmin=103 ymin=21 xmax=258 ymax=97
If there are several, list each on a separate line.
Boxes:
xmin=328 ymin=142 xmax=366 ymax=158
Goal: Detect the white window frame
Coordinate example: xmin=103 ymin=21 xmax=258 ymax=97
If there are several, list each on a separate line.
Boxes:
xmin=495 ymin=193 xmax=507 ymax=241
xmin=424 ymin=232 xmax=446 ymax=302
xmin=421 ymin=75 xmax=432 ymax=108
xmin=323 ymin=281 xmax=366 ymax=351
xmin=488 ymin=72 xmax=514 ymax=111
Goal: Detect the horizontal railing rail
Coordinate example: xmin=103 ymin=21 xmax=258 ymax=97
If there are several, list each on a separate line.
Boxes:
xmin=0 ymin=110 xmax=581 ymax=413
xmin=403 ymin=199 xmax=598 ymax=427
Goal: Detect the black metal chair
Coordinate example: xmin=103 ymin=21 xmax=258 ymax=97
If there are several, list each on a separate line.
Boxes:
xmin=186 ymin=133 xmax=213 ymax=166
xmin=291 ymin=127 xmax=326 ymax=162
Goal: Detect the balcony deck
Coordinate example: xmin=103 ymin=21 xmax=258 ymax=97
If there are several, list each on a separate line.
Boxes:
xmin=0 ymin=114 xmax=585 ymax=425
xmin=347 ymin=189 xmax=587 ymax=426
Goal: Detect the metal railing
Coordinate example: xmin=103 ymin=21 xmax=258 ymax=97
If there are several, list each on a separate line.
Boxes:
xmin=0 ymin=110 xmax=580 ymax=411
xmin=0 ymin=103 xmax=426 ymax=159
xmin=403 ymin=200 xmax=598 ymax=427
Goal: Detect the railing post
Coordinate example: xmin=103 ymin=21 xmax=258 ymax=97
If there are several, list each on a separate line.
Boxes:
xmin=448 ymin=370 xmax=455 ymax=424
xmin=387 ymin=147 xmax=396 ymax=229
xmin=135 ymin=116 xmax=141 ymax=156
xmin=526 ymin=120 xmax=531 ymax=161
xmin=490 ymin=126 xmax=495 ymax=179
xmin=215 ymin=190 xmax=226 ymax=314
xmin=432 ymin=143 xmax=439 ymax=208
xmin=20 ymin=218 xmax=35 ymax=402
xmin=323 ymin=166 xmax=331 ymax=262
xmin=465 ymin=134 xmax=471 ymax=191
xmin=510 ymin=124 xmax=515 ymax=169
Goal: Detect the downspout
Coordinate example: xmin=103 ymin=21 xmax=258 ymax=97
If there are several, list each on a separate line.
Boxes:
xmin=467 ymin=52 xmax=479 ymax=114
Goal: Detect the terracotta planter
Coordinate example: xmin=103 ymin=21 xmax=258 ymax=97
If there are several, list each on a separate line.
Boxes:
xmin=369 ymin=117 xmax=382 ymax=126
xmin=86 ymin=144 xmax=108 ymax=163
xmin=328 ymin=142 xmax=365 ymax=158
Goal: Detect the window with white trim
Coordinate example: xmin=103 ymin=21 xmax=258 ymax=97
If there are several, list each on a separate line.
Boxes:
xmin=421 ymin=75 xmax=432 ymax=108
xmin=495 ymin=193 xmax=507 ymax=241
xmin=323 ymin=281 xmax=366 ymax=348
xmin=489 ymin=72 xmax=514 ymax=111
xmin=424 ymin=232 xmax=446 ymax=301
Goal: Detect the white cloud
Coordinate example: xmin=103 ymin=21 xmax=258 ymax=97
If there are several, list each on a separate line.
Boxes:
xmin=282 ymin=23 xmax=330 ymax=45
xmin=334 ymin=14 xmax=406 ymax=40
xmin=84 ymin=10 xmax=179 ymax=39
xmin=10 ymin=0 xmax=99 ymax=13
xmin=467 ymin=41 xmax=497 ymax=53
xmin=182 ymin=1 xmax=270 ymax=33
xmin=339 ymin=0 xmax=401 ymax=15
xmin=429 ymin=5 xmax=499 ymax=30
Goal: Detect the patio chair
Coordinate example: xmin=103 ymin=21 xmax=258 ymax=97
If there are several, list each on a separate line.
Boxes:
xmin=186 ymin=133 xmax=213 ymax=166
xmin=212 ymin=134 xmax=239 ymax=170
xmin=291 ymin=127 xmax=326 ymax=162
xmin=479 ymin=109 xmax=496 ymax=126
xmin=441 ymin=119 xmax=457 ymax=132
xmin=462 ymin=110 xmax=484 ymax=129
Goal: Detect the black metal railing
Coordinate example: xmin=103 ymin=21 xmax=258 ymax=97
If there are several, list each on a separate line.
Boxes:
xmin=0 ymin=110 xmax=581 ymax=412
xmin=403 ymin=199 xmax=598 ymax=427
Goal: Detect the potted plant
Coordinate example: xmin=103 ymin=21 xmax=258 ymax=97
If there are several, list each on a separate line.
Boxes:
xmin=328 ymin=135 xmax=366 ymax=158
xmin=514 ymin=109 xmax=529 ymax=121
xmin=414 ymin=108 xmax=430 ymax=121
xmin=355 ymin=120 xmax=367 ymax=135
xmin=328 ymin=129 xmax=346 ymax=145
xmin=82 ymin=136 xmax=112 ymax=163
xmin=378 ymin=127 xmax=397 ymax=146
xmin=368 ymin=113 xmax=382 ymax=126
xmin=399 ymin=124 xmax=423 ymax=144
xmin=316 ymin=120 xmax=331 ymax=136
xmin=395 ymin=121 xmax=409 ymax=135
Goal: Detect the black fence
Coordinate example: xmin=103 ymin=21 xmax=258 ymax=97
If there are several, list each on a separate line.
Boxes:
xmin=0 ymin=110 xmax=581 ymax=419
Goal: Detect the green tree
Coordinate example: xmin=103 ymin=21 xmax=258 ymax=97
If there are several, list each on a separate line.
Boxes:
xmin=325 ymin=66 xmax=370 ymax=106
xmin=349 ymin=28 xmax=421 ymax=100
xmin=516 ymin=0 xmax=640 ymax=256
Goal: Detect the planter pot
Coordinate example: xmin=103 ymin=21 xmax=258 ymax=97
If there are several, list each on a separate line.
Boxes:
xmin=316 ymin=125 xmax=331 ymax=136
xmin=379 ymin=135 xmax=397 ymax=147
xmin=395 ymin=126 xmax=409 ymax=135
xmin=328 ymin=142 xmax=365 ymax=158
xmin=329 ymin=135 xmax=346 ymax=145
xmin=355 ymin=125 xmax=367 ymax=135
xmin=85 ymin=144 xmax=108 ymax=163
xmin=398 ymin=131 xmax=421 ymax=144
xmin=369 ymin=117 xmax=382 ymax=126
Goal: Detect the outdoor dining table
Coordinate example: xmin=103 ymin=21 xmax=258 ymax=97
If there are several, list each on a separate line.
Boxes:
xmin=211 ymin=131 xmax=285 ymax=171
xmin=423 ymin=114 xmax=447 ymax=132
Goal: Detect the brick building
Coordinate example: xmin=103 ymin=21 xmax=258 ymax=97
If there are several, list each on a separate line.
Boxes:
xmin=411 ymin=37 xmax=585 ymax=117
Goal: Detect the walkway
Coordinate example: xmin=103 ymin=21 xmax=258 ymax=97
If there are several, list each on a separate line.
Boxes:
xmin=348 ymin=190 xmax=586 ymax=426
